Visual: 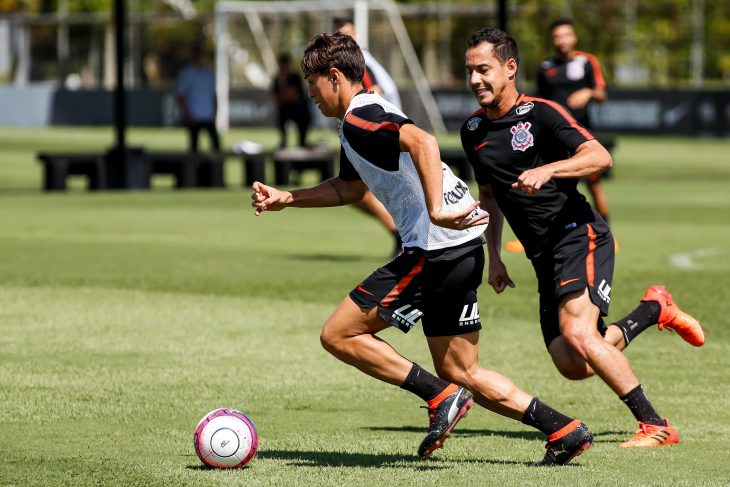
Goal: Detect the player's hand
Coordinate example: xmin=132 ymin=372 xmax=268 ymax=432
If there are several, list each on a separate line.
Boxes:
xmin=566 ymin=88 xmax=593 ymax=110
xmin=488 ymin=258 xmax=515 ymax=294
xmin=251 ymin=181 xmax=292 ymax=215
xmin=512 ymin=166 xmax=554 ymax=196
xmin=430 ymin=201 xmax=490 ymax=230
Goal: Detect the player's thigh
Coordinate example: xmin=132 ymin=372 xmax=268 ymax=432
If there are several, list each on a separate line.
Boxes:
xmin=558 ymin=288 xmax=602 ymax=338
xmin=321 ymin=296 xmax=390 ymax=343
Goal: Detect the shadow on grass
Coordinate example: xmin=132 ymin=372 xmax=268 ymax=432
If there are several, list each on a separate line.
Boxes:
xmin=185 ymin=450 xmax=597 ymax=469
xmin=256 ymin=449 xmax=530 ymax=469
xmin=364 ymin=425 xmax=543 ymax=441
xmin=365 ymin=426 xmax=630 ymax=444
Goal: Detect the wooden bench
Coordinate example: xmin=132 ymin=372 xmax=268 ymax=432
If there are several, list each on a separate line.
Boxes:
xmin=273 ymin=146 xmax=336 ymax=186
xmin=146 ymin=152 xmax=224 ymax=189
xmin=37 ymin=153 xmax=107 ymax=191
xmin=37 ymin=150 xmax=224 ymax=191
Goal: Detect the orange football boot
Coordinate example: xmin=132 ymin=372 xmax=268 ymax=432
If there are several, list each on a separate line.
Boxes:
xmin=642 ymin=285 xmax=704 ymax=347
xmin=619 ymin=420 xmax=680 ymax=448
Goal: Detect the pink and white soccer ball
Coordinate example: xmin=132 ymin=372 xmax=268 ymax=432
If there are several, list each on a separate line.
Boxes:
xmin=194 ymin=408 xmax=258 ymax=469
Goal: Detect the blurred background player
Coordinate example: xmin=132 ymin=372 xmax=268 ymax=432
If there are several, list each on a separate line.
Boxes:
xmin=539 ymin=18 xmax=610 ymax=220
xmin=272 ymin=53 xmax=311 ymax=148
xmin=505 ymin=18 xmax=611 ymax=254
xmin=176 ymin=43 xmax=220 ymax=153
xmin=334 ymin=17 xmax=403 ymax=257
xmin=333 ymin=17 xmax=402 ymax=109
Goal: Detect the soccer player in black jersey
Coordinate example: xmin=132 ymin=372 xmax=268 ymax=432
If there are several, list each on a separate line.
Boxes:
xmin=252 ymin=32 xmax=593 ymax=465
xmin=461 ymin=27 xmax=704 ymax=448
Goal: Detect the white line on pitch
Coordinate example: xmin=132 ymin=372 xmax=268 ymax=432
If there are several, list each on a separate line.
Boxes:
xmin=669 ymin=248 xmax=725 ymax=270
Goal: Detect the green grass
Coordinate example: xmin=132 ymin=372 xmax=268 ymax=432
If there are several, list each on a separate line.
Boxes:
xmin=1 ymin=128 xmax=729 ymax=486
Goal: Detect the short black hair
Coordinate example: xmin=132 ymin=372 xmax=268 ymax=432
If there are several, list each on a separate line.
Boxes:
xmin=302 ymin=32 xmax=365 ymax=83
xmin=332 ymin=17 xmax=354 ymax=30
xmin=549 ymin=18 xmax=574 ymax=33
xmin=467 ymin=28 xmax=520 ymax=66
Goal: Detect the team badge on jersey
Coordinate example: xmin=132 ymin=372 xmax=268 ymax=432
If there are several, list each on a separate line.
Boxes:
xmin=466 ymin=117 xmax=481 ymax=131
xmin=567 ymin=58 xmax=586 ymax=80
xmin=510 ymin=121 xmax=534 ymax=151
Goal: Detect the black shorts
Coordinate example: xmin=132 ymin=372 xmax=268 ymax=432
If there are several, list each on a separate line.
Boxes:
xmin=349 ymin=239 xmax=484 ymax=337
xmin=532 ymin=218 xmax=615 ymax=347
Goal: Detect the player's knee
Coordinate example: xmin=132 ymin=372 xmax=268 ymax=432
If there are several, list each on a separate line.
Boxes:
xmin=560 ymin=323 xmax=594 ymax=354
xmin=319 ymin=322 xmax=344 ymax=355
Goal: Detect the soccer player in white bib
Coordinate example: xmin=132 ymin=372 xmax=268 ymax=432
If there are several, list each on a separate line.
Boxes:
xmin=252 ymin=32 xmax=592 ymax=465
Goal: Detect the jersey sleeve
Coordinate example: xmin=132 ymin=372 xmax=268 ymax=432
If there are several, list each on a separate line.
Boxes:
xmin=338 ymin=146 xmax=361 ymax=181
xmin=584 ymin=53 xmax=606 ymax=89
xmin=341 ymin=103 xmax=414 ymax=172
xmin=537 ymin=100 xmax=594 ymax=153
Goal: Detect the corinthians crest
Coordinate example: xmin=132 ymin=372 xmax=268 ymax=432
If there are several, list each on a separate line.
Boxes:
xmin=510 ymin=121 xmax=534 ymax=151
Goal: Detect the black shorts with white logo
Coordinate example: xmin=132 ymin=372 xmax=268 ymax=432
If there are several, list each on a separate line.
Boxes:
xmin=349 ymin=238 xmax=484 ymax=337
xmin=532 ymin=216 xmax=615 ymax=348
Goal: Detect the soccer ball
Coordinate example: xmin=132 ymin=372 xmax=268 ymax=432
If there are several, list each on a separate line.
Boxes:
xmin=193 ymin=408 xmax=258 ymax=469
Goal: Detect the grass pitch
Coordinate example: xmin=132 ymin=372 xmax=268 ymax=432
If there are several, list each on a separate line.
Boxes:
xmin=0 ymin=128 xmax=729 ymax=486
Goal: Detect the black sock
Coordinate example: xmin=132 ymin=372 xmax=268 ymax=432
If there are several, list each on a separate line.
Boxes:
xmin=613 ymin=301 xmax=661 ymax=347
xmin=620 ymin=384 xmax=665 ymax=426
xmin=400 ymin=363 xmax=451 ymax=402
xmin=521 ymin=397 xmax=574 ymax=436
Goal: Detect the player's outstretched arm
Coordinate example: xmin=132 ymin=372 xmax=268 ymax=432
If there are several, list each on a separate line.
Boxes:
xmin=251 ymin=178 xmax=366 ymax=215
xmin=479 ymin=184 xmax=515 ymax=294
xmin=400 ymin=124 xmax=489 ymax=230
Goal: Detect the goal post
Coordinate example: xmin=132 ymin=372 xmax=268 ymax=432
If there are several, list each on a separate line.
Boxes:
xmin=214 ymin=0 xmax=446 ymax=133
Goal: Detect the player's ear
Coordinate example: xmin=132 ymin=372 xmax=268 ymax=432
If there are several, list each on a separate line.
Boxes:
xmin=506 ymin=58 xmax=518 ymax=79
xmin=329 ymin=68 xmax=339 ymax=83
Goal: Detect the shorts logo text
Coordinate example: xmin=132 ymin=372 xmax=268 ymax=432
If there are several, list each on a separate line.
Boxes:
xmin=510 ymin=121 xmax=534 ymax=152
xmin=393 ymin=304 xmax=424 ymax=330
xmin=597 ymin=279 xmax=612 ymax=303
xmin=459 ymin=303 xmax=480 ymax=326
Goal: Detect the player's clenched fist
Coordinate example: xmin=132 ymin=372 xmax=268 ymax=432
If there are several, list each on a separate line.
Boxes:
xmin=251 ymin=181 xmax=292 ymax=215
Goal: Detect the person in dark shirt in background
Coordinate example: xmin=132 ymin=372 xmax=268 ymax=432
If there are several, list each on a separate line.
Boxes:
xmin=272 ymin=53 xmax=311 ymax=148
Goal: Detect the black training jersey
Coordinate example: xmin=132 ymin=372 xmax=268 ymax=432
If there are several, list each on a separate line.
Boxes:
xmin=461 ymin=94 xmax=595 ymax=259
xmin=537 ymin=51 xmax=605 ymax=128
xmin=338 ymin=101 xmax=413 ymax=182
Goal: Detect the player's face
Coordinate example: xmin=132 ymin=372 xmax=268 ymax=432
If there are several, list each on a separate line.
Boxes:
xmin=305 ymin=73 xmax=339 ymax=118
xmin=551 ymin=24 xmax=577 ymax=56
xmin=466 ymin=43 xmax=515 ymax=108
